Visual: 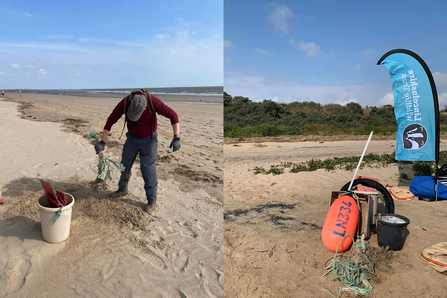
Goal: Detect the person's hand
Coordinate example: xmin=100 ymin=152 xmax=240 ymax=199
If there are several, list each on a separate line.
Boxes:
xmin=95 ymin=141 xmax=105 ymax=154
xmin=169 ymin=136 xmax=181 ymax=152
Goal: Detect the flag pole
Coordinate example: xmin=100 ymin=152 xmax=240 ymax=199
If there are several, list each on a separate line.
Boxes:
xmin=436 ymin=161 xmax=439 ymax=202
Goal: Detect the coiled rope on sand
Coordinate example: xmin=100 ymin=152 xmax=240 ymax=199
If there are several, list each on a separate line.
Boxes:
xmin=323 ymin=235 xmax=375 ymax=297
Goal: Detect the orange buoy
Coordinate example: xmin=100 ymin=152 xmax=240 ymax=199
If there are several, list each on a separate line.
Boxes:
xmin=322 ymin=195 xmax=359 ymax=252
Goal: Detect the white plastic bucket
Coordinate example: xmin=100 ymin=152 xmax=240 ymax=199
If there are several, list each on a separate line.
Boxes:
xmin=37 ymin=194 xmax=75 ymax=243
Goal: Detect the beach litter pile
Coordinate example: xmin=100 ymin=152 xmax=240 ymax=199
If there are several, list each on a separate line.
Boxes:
xmin=321 ymin=132 xmax=403 ymax=297
xmin=88 ymin=131 xmax=124 ymax=192
xmin=323 ymin=236 xmax=394 ymax=297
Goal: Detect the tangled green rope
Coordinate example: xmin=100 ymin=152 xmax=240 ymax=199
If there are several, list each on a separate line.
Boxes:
xmin=323 ymin=235 xmax=374 ymax=297
xmin=88 ymin=132 xmax=125 ymax=181
xmin=92 ymin=155 xmax=125 ymax=180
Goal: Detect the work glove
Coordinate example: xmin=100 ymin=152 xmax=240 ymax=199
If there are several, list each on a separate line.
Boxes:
xmin=170 ymin=136 xmax=181 ymax=152
xmin=95 ymin=141 xmax=105 ymax=154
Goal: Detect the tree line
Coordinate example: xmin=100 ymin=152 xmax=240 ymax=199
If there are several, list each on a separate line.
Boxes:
xmin=224 ymin=92 xmax=447 ymax=138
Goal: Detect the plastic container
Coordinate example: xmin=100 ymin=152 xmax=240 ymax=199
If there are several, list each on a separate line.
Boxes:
xmin=37 ymin=194 xmax=75 ymax=243
xmin=376 ymin=213 xmax=410 ymax=251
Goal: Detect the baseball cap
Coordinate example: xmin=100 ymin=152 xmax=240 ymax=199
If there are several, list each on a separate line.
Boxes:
xmin=127 ymin=94 xmax=146 ymax=121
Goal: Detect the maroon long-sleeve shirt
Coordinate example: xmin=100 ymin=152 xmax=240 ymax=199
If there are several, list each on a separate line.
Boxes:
xmin=104 ymin=95 xmax=179 ymax=139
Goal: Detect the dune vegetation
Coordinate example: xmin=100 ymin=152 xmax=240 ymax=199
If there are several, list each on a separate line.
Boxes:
xmin=224 ymin=92 xmax=447 ymax=138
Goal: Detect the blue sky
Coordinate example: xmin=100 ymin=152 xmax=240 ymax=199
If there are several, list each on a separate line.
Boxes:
xmin=224 ymin=0 xmax=447 ymax=108
xmin=0 ymin=0 xmax=223 ymax=89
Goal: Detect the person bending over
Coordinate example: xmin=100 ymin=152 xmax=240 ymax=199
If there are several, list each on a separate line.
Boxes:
xmin=95 ymin=90 xmax=180 ymax=212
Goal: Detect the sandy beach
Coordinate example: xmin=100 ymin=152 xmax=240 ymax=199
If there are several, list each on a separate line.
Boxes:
xmin=0 ymin=93 xmax=223 ymax=297
xmin=224 ymin=140 xmax=447 ymax=297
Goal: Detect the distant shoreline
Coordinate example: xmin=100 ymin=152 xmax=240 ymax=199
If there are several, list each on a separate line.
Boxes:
xmin=3 ymin=89 xmax=222 ymax=104
xmin=65 ymin=92 xmax=222 ymax=104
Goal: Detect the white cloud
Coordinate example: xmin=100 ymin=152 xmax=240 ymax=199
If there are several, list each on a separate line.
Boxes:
xmin=6 ymin=10 xmax=33 ymax=17
xmin=297 ymin=42 xmax=321 ymax=57
xmin=155 ymin=34 xmax=169 ymax=39
xmin=438 ymin=92 xmax=447 ymax=110
xmin=76 ymin=38 xmax=145 ymax=48
xmin=72 ymin=71 xmax=81 ymax=77
xmin=433 ymin=72 xmax=447 ymax=85
xmin=45 ymin=34 xmax=74 ymax=40
xmin=378 ymin=92 xmax=394 ymax=106
xmin=354 ymin=63 xmax=362 ymax=70
xmin=0 ymin=72 xmax=8 ymax=76
xmin=331 ymin=92 xmax=358 ymax=105
xmin=271 ymin=96 xmax=279 ymax=102
xmin=378 ymin=91 xmax=447 ymax=110
xmin=38 ymin=69 xmax=49 ymax=76
xmin=1 ymin=30 xmax=223 ymax=88
xmin=10 ymin=63 xmax=20 ymax=69
xmin=23 ymin=64 xmax=34 ymax=68
xmin=267 ymin=3 xmax=294 ymax=34
xmin=176 ymin=31 xmax=189 ymax=41
xmin=350 ymin=85 xmax=362 ymax=91
xmin=224 ymin=40 xmax=234 ymax=49
xmin=336 ymin=99 xmax=358 ymax=106
xmin=225 ymin=73 xmax=389 ymax=106
xmin=255 ymin=48 xmax=270 ymax=55
xmin=290 ymin=40 xmax=322 ymax=57
xmin=87 ymin=69 xmax=92 ymax=73
xmin=2 ymin=42 xmax=89 ymax=52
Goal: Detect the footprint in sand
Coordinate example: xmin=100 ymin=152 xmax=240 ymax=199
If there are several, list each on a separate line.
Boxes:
xmin=178 ymin=222 xmax=198 ymax=239
xmin=200 ymin=266 xmax=223 ymax=298
xmin=99 ymin=255 xmax=120 ymax=283
xmin=133 ymin=247 xmax=167 ymax=271
xmin=162 ymin=226 xmax=179 ymax=236
xmin=172 ymin=250 xmax=191 ymax=273
xmin=6 ymin=258 xmax=31 ymax=293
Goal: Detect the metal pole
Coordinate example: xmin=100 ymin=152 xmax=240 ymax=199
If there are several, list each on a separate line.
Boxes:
xmin=348 ymin=131 xmax=374 ymax=191
xmin=435 ymin=162 xmax=439 ymax=202
xmin=436 ymin=180 xmax=438 ymax=202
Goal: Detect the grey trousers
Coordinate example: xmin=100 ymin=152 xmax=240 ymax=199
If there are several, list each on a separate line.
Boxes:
xmin=118 ymin=132 xmax=158 ymax=204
